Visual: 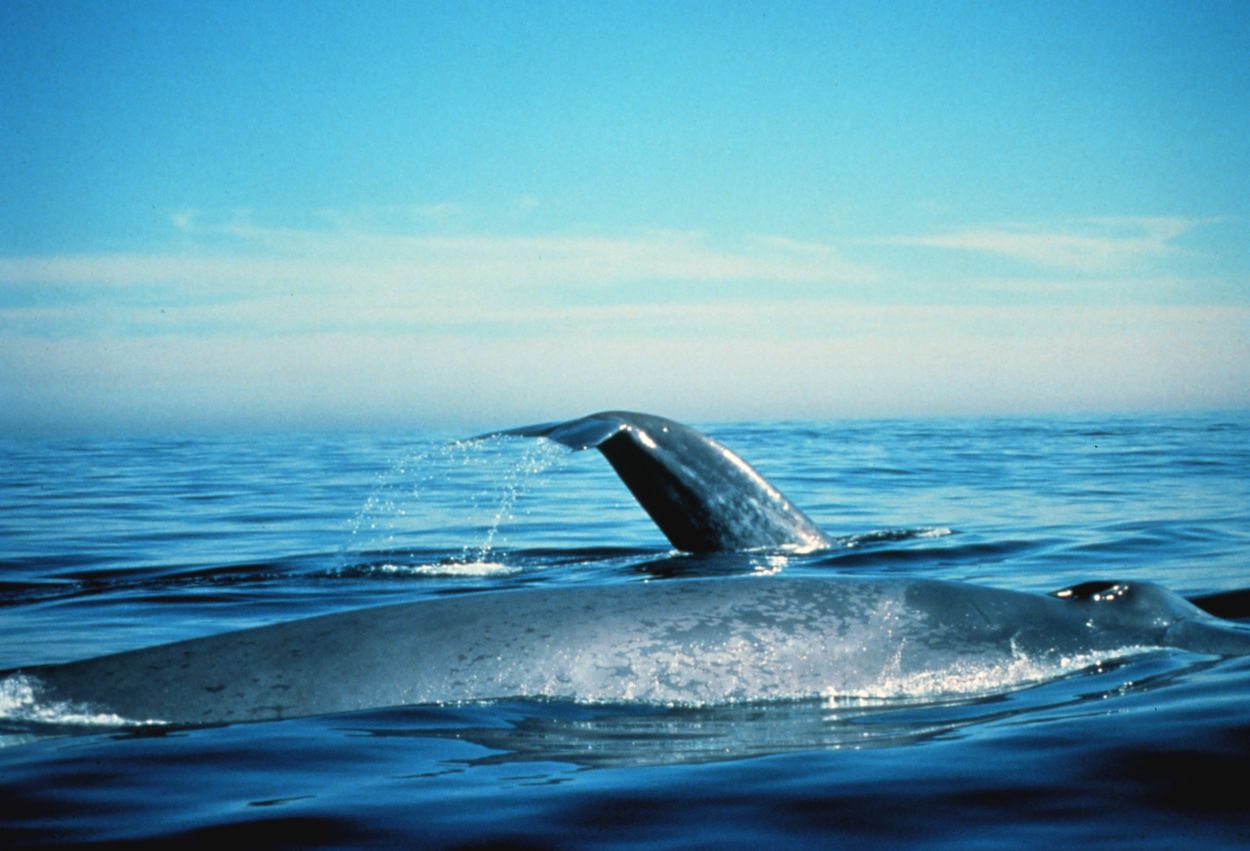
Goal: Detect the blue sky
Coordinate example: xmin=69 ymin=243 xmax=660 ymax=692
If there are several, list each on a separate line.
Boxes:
xmin=2 ymin=1 xmax=1248 ymax=433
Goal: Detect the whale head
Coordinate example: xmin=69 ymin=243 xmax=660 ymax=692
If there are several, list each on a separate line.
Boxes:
xmin=1053 ymin=580 xmax=1250 ymax=655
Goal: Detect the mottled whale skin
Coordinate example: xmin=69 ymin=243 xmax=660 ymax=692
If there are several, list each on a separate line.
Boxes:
xmin=9 ymin=411 xmax=1250 ymax=727
xmin=13 ymin=576 xmax=1250 ymax=726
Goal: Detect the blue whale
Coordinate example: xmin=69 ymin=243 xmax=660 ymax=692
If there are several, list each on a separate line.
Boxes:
xmin=4 ymin=411 xmax=1248 ymax=727
xmin=8 ymin=574 xmax=1250 ymax=726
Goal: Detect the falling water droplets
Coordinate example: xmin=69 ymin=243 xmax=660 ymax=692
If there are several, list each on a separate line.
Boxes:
xmin=338 ymin=436 xmax=569 ymax=577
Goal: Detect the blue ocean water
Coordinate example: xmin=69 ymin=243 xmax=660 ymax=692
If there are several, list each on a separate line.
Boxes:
xmin=1 ymin=412 xmax=1248 ymax=848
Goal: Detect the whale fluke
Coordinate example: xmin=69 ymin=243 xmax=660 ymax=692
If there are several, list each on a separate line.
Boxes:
xmin=484 ymin=411 xmax=831 ymax=553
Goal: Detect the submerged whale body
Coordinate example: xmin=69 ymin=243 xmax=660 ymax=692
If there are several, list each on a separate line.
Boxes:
xmin=6 ymin=411 xmax=1250 ymax=727
xmin=12 ymin=575 xmax=1250 ymax=726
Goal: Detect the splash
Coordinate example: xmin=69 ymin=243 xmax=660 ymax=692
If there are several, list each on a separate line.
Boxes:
xmin=0 ymin=674 xmax=161 ymax=733
xmin=843 ymin=527 xmax=953 ymax=548
xmin=454 ymin=437 xmax=566 ymax=564
xmin=501 ymin=643 xmax=1157 ymax=710
xmin=340 ymin=436 xmax=567 ymax=571
xmin=826 ymin=644 xmax=1156 ymax=704
xmin=381 ymin=561 xmax=520 ymax=578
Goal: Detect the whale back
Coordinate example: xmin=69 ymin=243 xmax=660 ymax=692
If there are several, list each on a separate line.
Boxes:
xmin=488 ymin=411 xmax=831 ymax=552
xmin=10 ymin=576 xmax=1250 ymax=728
xmin=2 ymin=577 xmax=1081 ymax=725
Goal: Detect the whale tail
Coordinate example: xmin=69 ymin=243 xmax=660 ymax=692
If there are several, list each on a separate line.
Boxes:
xmin=480 ymin=411 xmax=831 ymax=553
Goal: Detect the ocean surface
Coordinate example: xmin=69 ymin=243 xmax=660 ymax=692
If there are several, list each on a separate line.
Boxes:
xmin=1 ymin=412 xmax=1248 ymax=848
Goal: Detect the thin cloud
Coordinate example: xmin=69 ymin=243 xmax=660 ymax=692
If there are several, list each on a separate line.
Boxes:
xmin=888 ymin=217 xmax=1207 ymax=272
xmin=6 ymin=286 xmax=1244 ymax=345
xmin=0 ymin=222 xmax=877 ymax=290
xmin=5 ymin=301 xmax=1247 ymax=431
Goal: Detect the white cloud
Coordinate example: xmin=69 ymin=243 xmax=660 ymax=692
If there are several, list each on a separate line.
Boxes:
xmin=2 ymin=211 xmax=1242 ymax=430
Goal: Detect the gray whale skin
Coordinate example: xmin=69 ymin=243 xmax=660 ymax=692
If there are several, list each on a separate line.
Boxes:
xmin=9 ymin=411 xmax=1250 ymax=726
